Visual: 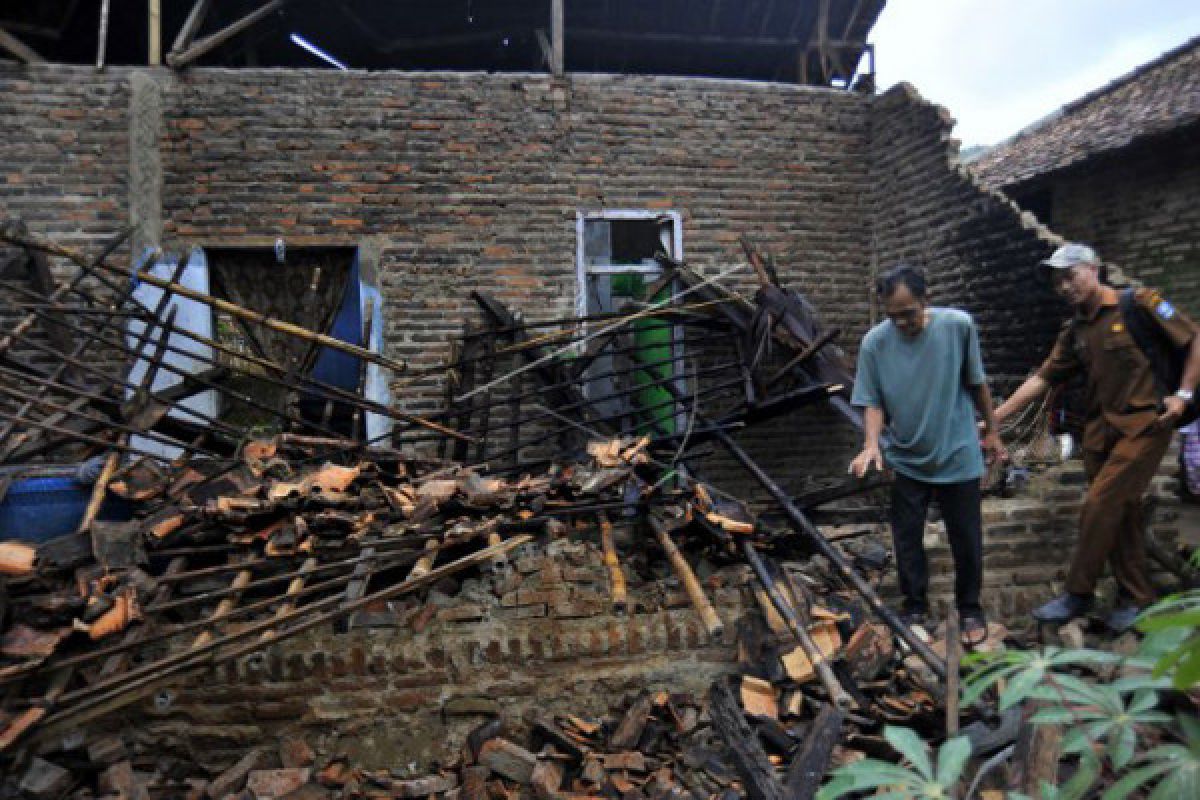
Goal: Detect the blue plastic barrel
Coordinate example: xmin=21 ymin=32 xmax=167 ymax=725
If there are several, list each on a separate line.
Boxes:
xmin=0 ymin=474 xmax=132 ymax=543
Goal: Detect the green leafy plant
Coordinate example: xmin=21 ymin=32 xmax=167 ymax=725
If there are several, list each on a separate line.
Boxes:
xmin=816 ymin=726 xmax=971 ymax=800
xmin=1135 ymin=589 xmax=1200 ymax=690
xmin=959 ymin=645 xmax=1120 ymax=710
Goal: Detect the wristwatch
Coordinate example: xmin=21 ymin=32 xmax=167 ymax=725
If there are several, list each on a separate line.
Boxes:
xmin=1176 ymin=388 xmax=1195 ymax=402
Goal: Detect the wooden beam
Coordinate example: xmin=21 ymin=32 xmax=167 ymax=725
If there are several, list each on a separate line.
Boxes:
xmin=171 ymin=0 xmax=212 ymax=56
xmin=0 ymin=26 xmax=45 ymax=64
xmin=568 ymin=27 xmax=821 ymax=49
xmin=95 ymin=0 xmax=110 ymax=71
xmin=550 ymin=0 xmax=564 ymax=76
xmin=149 ymin=0 xmax=161 ymax=64
xmin=534 ymin=28 xmax=552 ymax=70
xmin=167 ymin=0 xmax=287 ymax=69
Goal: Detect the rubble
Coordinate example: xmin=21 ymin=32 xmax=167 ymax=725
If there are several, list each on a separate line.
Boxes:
xmin=0 ymin=225 xmax=1009 ymax=797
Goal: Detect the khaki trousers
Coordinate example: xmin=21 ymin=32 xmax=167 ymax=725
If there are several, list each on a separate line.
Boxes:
xmin=1065 ymin=425 xmax=1173 ymax=607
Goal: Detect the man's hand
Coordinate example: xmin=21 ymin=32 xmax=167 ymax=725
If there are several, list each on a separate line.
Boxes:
xmin=1157 ymin=394 xmax=1189 ymax=429
xmin=849 ymin=444 xmax=884 ymax=478
xmin=980 ymin=429 xmax=1008 ymax=465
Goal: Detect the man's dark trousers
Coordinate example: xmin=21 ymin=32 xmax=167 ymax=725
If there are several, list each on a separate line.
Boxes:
xmin=889 ymin=473 xmax=984 ymax=616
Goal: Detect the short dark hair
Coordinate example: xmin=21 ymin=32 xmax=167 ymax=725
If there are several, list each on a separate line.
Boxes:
xmin=876 ymin=264 xmax=927 ymax=299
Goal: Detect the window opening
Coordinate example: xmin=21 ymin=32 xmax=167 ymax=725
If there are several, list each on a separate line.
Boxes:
xmin=576 ymin=211 xmax=683 ymax=437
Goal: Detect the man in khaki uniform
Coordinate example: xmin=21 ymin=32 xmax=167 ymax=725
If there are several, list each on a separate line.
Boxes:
xmin=995 ymin=244 xmax=1200 ymax=630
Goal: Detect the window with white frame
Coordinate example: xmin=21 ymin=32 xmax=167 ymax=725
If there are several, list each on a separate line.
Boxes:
xmin=575 ymin=210 xmax=683 ymax=436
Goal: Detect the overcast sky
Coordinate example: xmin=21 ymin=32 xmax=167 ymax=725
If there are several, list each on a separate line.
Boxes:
xmin=870 ymin=0 xmax=1200 ymax=147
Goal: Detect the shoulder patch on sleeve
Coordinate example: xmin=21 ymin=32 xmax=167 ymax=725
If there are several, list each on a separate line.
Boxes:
xmin=1155 ymin=300 xmax=1176 ymax=320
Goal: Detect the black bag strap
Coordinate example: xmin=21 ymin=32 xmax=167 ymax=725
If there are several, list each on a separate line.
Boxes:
xmin=1117 ymin=288 xmax=1175 ymax=395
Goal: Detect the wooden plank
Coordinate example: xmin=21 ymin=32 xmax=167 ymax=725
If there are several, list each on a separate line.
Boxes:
xmin=783 ymin=703 xmax=844 ymax=799
xmin=946 ymin=608 xmax=960 ymax=736
xmin=708 ymin=679 xmax=785 ymax=800
xmin=0 ymin=27 xmax=45 ymax=64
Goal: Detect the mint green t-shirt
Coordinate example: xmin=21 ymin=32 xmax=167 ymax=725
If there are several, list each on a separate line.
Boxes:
xmin=850 ymin=308 xmax=986 ymax=484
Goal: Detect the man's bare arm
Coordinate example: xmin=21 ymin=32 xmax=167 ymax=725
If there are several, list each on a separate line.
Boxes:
xmin=970 ymin=382 xmax=1008 ymax=463
xmin=849 ymin=406 xmax=886 ymax=477
xmin=994 ymin=374 xmax=1051 ymax=425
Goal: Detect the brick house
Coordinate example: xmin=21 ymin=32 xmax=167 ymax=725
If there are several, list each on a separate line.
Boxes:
xmin=0 ymin=1 xmax=1186 ymax=768
xmin=972 ymin=36 xmax=1200 ymax=316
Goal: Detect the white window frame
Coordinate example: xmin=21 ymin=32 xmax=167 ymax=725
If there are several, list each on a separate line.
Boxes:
xmin=574 ymin=209 xmax=683 ymax=320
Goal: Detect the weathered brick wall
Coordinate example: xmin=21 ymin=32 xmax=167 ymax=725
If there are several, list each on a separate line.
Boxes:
xmin=99 ymin=538 xmax=749 ymax=771
xmin=157 ymin=69 xmax=873 ymax=481
xmin=1007 ymin=126 xmax=1200 ymax=318
xmin=1 ymin=64 xmax=871 ymax=480
xmin=867 ymin=83 xmax=1066 ymax=393
xmin=0 ymin=66 xmax=130 ymax=255
xmin=0 ymin=65 xmax=133 ymax=431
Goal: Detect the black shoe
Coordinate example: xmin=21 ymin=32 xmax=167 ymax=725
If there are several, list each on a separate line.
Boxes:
xmin=1032 ymin=593 xmax=1093 ymax=623
xmin=898 ymin=605 xmax=928 ymax=627
xmin=1105 ymin=605 xmax=1142 ymax=633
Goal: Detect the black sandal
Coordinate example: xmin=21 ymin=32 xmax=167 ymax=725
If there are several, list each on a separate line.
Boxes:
xmin=960 ymin=615 xmax=988 ymax=648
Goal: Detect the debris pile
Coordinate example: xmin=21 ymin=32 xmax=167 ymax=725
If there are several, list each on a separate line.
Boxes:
xmin=0 ymin=224 xmax=1015 ymax=797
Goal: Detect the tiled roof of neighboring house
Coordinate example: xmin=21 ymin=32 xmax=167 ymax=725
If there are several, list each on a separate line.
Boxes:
xmin=973 ymin=35 xmax=1200 ymax=189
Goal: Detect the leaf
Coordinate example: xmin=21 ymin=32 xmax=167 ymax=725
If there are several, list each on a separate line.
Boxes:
xmin=1136 ymin=609 xmax=1200 ymax=632
xmin=1000 ymin=663 xmax=1045 ymax=710
xmin=1110 ymin=722 xmax=1137 ymax=770
xmin=883 ymin=726 xmax=933 ymax=780
xmin=1100 ymin=762 xmax=1174 ymax=800
xmin=816 ymin=760 xmax=920 ymax=799
xmin=1031 ymin=707 xmax=1081 ymax=725
xmin=1170 ymin=642 xmax=1200 ymax=689
xmin=1149 ymin=762 xmax=1200 ymax=800
xmin=1056 ymin=751 xmax=1101 ymax=800
xmin=935 ymin=735 xmax=971 ymax=787
xmin=1177 ymin=712 xmax=1200 ymax=748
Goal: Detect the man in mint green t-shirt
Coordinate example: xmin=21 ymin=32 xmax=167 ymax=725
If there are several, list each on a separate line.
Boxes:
xmin=850 ymin=265 xmax=1005 ymax=647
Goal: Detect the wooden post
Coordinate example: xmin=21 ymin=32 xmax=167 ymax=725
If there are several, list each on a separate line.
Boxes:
xmin=0 ymin=27 xmax=45 ymax=64
xmin=167 ymin=0 xmax=287 ymax=69
xmin=550 ymin=0 xmax=564 ymax=77
xmin=149 ymin=0 xmax=162 ymax=65
xmin=96 ymin=0 xmax=111 ymax=70
xmin=945 ymin=608 xmax=960 ymax=736
xmin=171 ymin=0 xmax=212 ymax=56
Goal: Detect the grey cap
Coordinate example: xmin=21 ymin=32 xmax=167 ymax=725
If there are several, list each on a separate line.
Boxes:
xmin=1040 ymin=243 xmax=1099 ymax=270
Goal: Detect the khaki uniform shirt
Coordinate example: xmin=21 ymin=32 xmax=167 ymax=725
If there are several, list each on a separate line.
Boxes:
xmin=1036 ymin=288 xmax=1196 ymax=453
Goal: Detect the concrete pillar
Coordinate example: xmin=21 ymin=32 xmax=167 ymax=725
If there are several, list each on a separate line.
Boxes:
xmin=129 ymin=70 xmax=164 ymax=259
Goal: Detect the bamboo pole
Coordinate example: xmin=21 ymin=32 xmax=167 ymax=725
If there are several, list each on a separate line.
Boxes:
xmin=31 ymin=535 xmax=532 ymax=742
xmin=649 ymin=515 xmax=724 ymax=638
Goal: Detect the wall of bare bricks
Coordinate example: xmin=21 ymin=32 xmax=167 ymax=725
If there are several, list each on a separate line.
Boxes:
xmin=1006 ymin=126 xmax=1200 ymax=320
xmin=867 ymin=83 xmax=1068 ymax=395
xmin=0 ymin=63 xmax=873 ymax=480
xmin=95 ymin=538 xmax=751 ymax=772
xmin=0 ymin=65 xmax=133 ymax=397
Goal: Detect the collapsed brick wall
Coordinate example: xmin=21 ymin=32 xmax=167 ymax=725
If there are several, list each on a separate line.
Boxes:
xmin=866 ymin=83 xmax=1066 ymax=393
xmin=1004 ymin=125 xmax=1200 ymax=318
xmin=85 ymin=464 xmax=1183 ymax=774
xmin=97 ymin=538 xmax=748 ymax=772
